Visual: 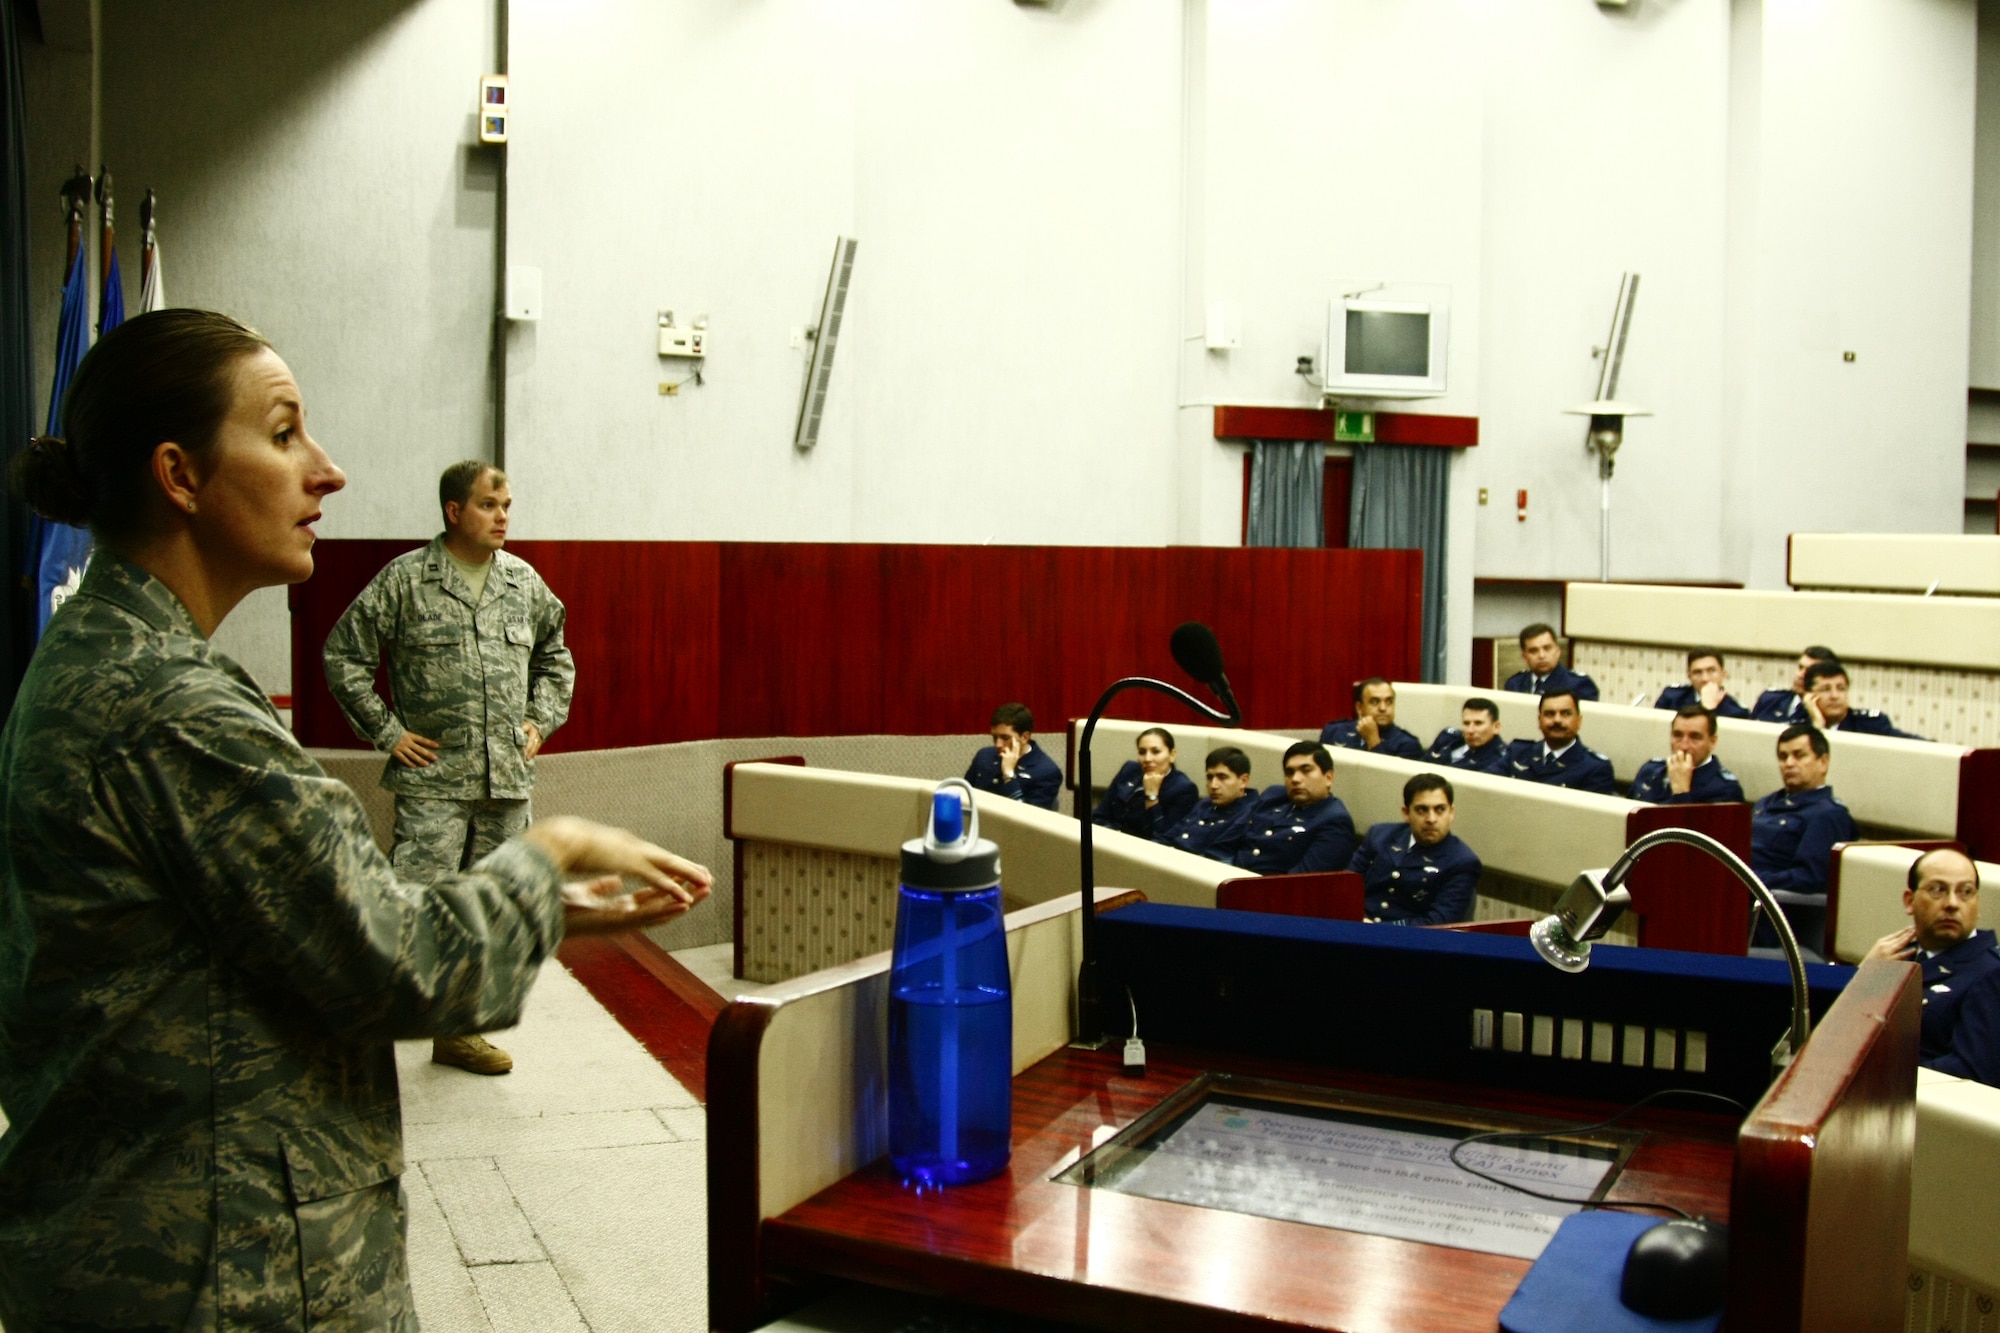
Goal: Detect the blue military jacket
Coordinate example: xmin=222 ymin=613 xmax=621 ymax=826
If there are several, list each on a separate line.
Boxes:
xmin=965 ymin=741 xmax=1063 ymax=811
xmin=1504 ymin=739 xmax=1617 ymax=795
xmin=1920 ymin=930 xmax=2000 ymax=1086
xmin=1748 ymin=785 xmax=1856 ymax=895
xmin=1752 ymin=689 xmax=1808 ymax=726
xmin=1347 ymin=823 xmax=1482 ymax=925
xmin=1425 ymin=728 xmax=1511 ymax=774
xmin=1501 ymin=663 xmax=1600 ymax=702
xmin=1628 ymin=755 xmax=1746 ymax=805
xmin=1158 ymin=796 xmax=1256 ymax=861
xmin=1091 ymin=761 xmax=1199 ymax=839
xmin=1319 ymin=718 xmax=1424 ymax=760
xmin=1834 ymin=709 xmax=1924 ymax=741
xmin=1654 ymin=684 xmax=1750 ymax=719
xmin=1230 ymin=788 xmax=1358 ymax=875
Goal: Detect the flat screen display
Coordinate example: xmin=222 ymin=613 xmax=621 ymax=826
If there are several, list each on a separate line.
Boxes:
xmin=1055 ymin=1075 xmax=1631 ymax=1261
xmin=1345 ymin=309 xmax=1432 ymax=377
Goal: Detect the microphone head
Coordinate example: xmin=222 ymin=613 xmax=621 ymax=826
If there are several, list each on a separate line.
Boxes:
xmin=1170 ymin=621 xmax=1225 ymax=686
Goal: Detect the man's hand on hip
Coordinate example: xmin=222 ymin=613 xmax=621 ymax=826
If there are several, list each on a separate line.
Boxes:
xmin=391 ymin=730 xmax=441 ymax=768
xmin=522 ymin=721 xmax=544 ymax=761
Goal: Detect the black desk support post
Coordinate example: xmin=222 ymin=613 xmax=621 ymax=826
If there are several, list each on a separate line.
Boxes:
xmin=1074 ymin=624 xmax=1240 ymax=1048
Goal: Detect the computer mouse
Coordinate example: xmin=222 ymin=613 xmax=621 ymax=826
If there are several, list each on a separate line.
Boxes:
xmin=1618 ymin=1216 xmax=1729 ymax=1320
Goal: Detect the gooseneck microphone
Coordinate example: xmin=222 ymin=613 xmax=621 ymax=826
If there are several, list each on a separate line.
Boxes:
xmin=1169 ymin=621 xmax=1241 ymax=726
xmin=1073 ymin=621 xmax=1241 ymax=1048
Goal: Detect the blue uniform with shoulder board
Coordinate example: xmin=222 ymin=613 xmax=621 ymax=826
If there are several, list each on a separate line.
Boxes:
xmin=1318 ymin=718 xmax=1423 ymax=760
xmin=1501 ymin=663 xmax=1599 ymax=702
xmin=1833 ymin=709 xmax=1925 ymax=741
xmin=1653 ymin=684 xmax=1750 ymax=719
xmin=964 ymin=741 xmax=1063 ymax=811
xmin=1748 ymin=785 xmax=1856 ymax=896
xmin=1424 ymin=728 xmax=1510 ymax=775
xmin=1920 ymin=930 xmax=2000 ymax=1086
xmin=1347 ymin=822 xmax=1482 ymax=925
xmin=1504 ymin=739 xmax=1617 ymax=795
xmin=1627 ymin=755 xmax=1746 ymax=805
xmin=1751 ymin=689 xmax=1808 ymax=726
xmin=1091 ymin=761 xmax=1199 ymax=840
xmin=1229 ymin=788 xmax=1358 ymax=875
xmin=1156 ymin=796 xmax=1256 ymax=862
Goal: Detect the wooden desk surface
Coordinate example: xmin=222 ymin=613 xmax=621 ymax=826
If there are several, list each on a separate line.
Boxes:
xmin=763 ymin=1045 xmax=1739 ymax=1333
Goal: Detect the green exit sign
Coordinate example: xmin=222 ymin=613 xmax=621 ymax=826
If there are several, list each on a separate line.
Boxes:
xmin=1333 ymin=410 xmax=1375 ymax=443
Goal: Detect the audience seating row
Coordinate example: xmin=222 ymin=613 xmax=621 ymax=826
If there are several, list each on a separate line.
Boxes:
xmin=1560 ymin=580 xmax=2000 ymax=747
xmin=1825 ymin=841 xmax=2000 ymax=966
xmin=1387 ymin=682 xmax=2000 ymax=860
xmin=1788 ymin=533 xmax=2000 ymax=597
xmin=1074 ymin=718 xmax=1760 ymax=956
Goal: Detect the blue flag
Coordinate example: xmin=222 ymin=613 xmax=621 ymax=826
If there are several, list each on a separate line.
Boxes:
xmin=100 ymin=245 xmax=125 ymax=334
xmin=29 ymin=244 xmax=95 ymax=638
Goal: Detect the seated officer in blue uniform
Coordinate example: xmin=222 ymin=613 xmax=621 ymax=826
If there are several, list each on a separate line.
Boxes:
xmin=1320 ymin=677 xmax=1423 ymax=760
xmin=1628 ymin=704 xmax=1747 ymax=804
xmin=1862 ymin=848 xmax=1999 ymax=1087
xmin=965 ymin=701 xmax=1063 ymax=811
xmin=1424 ymin=697 xmax=1510 ymax=774
xmin=1091 ymin=725 xmax=1200 ymax=839
xmin=1230 ymin=742 xmax=1359 ymax=875
xmin=1503 ymin=690 xmax=1616 ymax=794
xmin=1801 ymin=660 xmax=1925 ymax=740
xmin=1347 ymin=772 xmax=1482 ymax=925
xmin=1654 ymin=647 xmax=1751 ymax=719
xmin=1158 ymin=745 xmax=1258 ymax=861
xmin=1751 ymin=645 xmax=1838 ymax=725
xmin=1751 ymin=722 xmax=1858 ymax=892
xmin=1501 ymin=622 xmax=1599 ymax=701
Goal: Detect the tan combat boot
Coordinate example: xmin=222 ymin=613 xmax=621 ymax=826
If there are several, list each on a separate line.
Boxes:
xmin=432 ymin=1034 xmax=514 ymax=1075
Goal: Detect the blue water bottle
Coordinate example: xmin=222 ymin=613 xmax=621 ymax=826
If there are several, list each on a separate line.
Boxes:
xmin=887 ymin=779 xmax=1012 ymax=1188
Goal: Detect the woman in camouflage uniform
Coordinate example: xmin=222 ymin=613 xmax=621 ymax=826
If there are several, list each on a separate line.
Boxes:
xmin=0 ymin=310 xmax=711 ymax=1329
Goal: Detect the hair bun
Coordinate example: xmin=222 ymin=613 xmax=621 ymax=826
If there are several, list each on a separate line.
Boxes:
xmin=13 ymin=435 xmax=95 ymax=527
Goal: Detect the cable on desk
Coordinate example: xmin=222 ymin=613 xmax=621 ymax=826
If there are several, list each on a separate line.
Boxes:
xmin=1446 ymin=1087 xmax=1749 ymax=1220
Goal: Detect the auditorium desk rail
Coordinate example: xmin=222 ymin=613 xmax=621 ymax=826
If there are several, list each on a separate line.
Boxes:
xmin=760 ymin=1046 xmax=1739 ymax=1333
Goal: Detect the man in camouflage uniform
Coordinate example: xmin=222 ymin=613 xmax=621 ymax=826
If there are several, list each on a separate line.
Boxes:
xmin=1 ymin=553 xmax=569 ymax=1329
xmin=322 ymin=460 xmax=574 ymax=1074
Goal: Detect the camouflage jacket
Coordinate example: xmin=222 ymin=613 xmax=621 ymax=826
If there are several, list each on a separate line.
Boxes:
xmin=321 ymin=537 xmax=574 ymax=800
xmin=0 ymin=556 xmax=567 ymax=1330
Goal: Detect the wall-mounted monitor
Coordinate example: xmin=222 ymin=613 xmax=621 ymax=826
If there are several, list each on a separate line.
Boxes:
xmin=1321 ymin=283 xmax=1450 ymax=400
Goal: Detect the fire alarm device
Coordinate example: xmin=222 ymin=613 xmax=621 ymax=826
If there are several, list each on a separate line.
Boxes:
xmin=1517 ymin=489 xmax=1528 ymax=523
xmin=478 ymin=75 xmax=509 ymax=144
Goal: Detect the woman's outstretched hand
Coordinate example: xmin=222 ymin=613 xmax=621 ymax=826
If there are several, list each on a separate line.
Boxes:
xmin=521 ymin=816 xmax=713 ymax=935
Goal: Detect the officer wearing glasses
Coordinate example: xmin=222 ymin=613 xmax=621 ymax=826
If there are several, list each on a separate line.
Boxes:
xmin=1865 ymin=847 xmax=1999 ymax=1087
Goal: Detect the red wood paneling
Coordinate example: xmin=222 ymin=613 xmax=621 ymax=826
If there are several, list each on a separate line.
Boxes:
xmin=1621 ymin=803 xmax=1756 ymax=957
xmin=1956 ymin=749 xmax=2000 ymax=862
xmin=1214 ymin=405 xmax=1333 ymax=442
xmin=1374 ymin=412 xmax=1479 ymax=448
xmin=1324 ymin=456 xmax=1353 ymax=548
xmin=1213 ymin=405 xmax=1479 ymax=448
xmin=517 ymin=540 xmax=723 ymax=753
xmin=293 ymin=542 xmax=1424 ymax=749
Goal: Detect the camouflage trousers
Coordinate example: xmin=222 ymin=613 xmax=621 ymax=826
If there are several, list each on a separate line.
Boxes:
xmin=390 ymin=796 xmax=531 ymax=886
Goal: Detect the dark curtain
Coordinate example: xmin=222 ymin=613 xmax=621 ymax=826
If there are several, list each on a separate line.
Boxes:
xmin=1245 ymin=439 xmax=1324 ymax=548
xmin=1349 ymin=442 xmax=1449 ymax=682
xmin=0 ymin=0 xmax=33 ymax=714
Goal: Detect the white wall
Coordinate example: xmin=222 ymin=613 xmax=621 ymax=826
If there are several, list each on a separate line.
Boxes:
xmin=25 ymin=0 xmax=1984 ymax=698
xmin=87 ymin=0 xmax=502 ymax=693
xmin=503 ymin=0 xmax=1185 ymax=547
xmin=1971 ymin=0 xmax=2000 ymax=390
xmin=1721 ymin=0 xmax=1976 ymax=587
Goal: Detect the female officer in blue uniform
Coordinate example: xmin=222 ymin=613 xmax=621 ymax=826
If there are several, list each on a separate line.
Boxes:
xmin=1092 ymin=726 xmax=1199 ymax=839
